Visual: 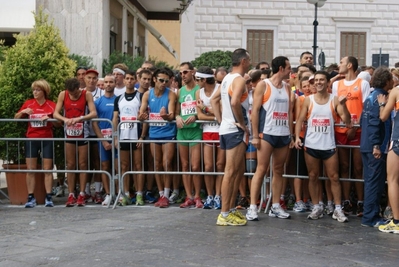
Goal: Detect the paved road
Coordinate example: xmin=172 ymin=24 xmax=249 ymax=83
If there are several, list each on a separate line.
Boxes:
xmin=0 ymin=198 xmax=398 ymax=267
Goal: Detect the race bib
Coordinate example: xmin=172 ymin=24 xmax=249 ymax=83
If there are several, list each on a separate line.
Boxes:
xmin=272 ymin=112 xmax=288 ymax=126
xmin=29 ymin=114 xmax=47 ymax=128
xmin=350 ymin=114 xmax=358 ymax=124
xmin=66 ymin=123 xmax=84 ymax=136
xmin=181 ymin=101 xmax=197 ymax=116
xmin=204 ymin=122 xmax=218 ymax=127
xmin=120 ymin=116 xmax=137 ymax=130
xmin=101 ymin=128 xmax=113 ymax=138
xmin=149 ymin=113 xmax=166 ymax=126
xmin=310 ymin=118 xmax=330 ymax=133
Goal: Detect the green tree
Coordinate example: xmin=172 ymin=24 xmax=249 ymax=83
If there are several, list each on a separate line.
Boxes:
xmin=102 ymin=51 xmax=176 ymax=75
xmin=68 ymin=53 xmax=95 ymax=69
xmin=0 ymin=8 xmax=76 ymax=163
xmin=191 ymin=50 xmax=232 ymax=70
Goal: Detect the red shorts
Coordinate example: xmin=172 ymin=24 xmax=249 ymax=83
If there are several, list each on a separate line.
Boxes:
xmin=203 ymin=132 xmax=220 ymax=147
xmin=335 ymin=131 xmax=361 ymax=146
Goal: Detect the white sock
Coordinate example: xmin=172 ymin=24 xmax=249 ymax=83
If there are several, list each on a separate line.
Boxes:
xmin=137 ymin=191 xmax=143 ymax=196
xmin=159 ymin=191 xmax=164 ymax=197
xmin=164 ymin=188 xmax=171 ymax=198
xmin=272 ymin=203 xmax=280 ymax=209
xmin=221 ymin=212 xmax=229 ymax=217
xmin=173 ymin=189 xmax=179 ymax=195
xmin=335 ymin=205 xmax=342 ymax=210
xmin=280 ymin=194 xmax=285 ymax=200
xmin=124 ymin=191 xmax=130 ymax=197
xmin=215 ymin=195 xmax=220 ymax=199
xmin=250 ymin=204 xmax=257 ymax=210
xmin=95 ymin=182 xmax=102 ymax=192
xmin=319 ymin=201 xmax=324 ymax=206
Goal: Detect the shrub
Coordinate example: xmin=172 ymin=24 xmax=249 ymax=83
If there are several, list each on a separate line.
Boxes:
xmin=68 ymin=53 xmax=95 ymax=69
xmin=191 ymin=50 xmax=233 ymax=70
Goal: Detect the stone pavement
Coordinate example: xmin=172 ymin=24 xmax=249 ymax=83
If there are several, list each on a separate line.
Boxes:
xmin=0 ymin=197 xmax=398 ymax=267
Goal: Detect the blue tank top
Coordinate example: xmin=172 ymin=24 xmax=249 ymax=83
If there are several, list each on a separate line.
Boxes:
xmin=148 ymin=88 xmax=176 ymax=138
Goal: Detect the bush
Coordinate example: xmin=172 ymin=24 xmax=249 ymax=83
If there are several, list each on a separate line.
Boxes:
xmin=0 ymin=8 xmax=76 ymax=163
xmin=191 ymin=50 xmax=233 ymax=70
xmin=102 ymin=51 xmax=176 ymax=75
xmin=0 ymin=40 xmax=7 ymax=63
xmin=68 ymin=53 xmax=95 ymax=69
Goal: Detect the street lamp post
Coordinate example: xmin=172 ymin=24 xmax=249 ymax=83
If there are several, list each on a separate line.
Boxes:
xmin=307 ymin=0 xmax=326 ymax=66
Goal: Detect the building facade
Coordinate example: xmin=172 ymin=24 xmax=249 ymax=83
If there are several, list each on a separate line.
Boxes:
xmin=181 ymin=0 xmax=399 ymax=68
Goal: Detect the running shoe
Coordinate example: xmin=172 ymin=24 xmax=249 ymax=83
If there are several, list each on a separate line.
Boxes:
xmin=378 ymin=220 xmax=399 ymax=234
xmin=94 ymin=192 xmax=103 ymax=204
xmin=233 ymin=209 xmax=246 ymax=221
xmin=305 ymin=199 xmax=314 ymax=211
xmin=102 ymin=194 xmax=111 ymax=206
xmin=145 ymin=191 xmax=157 ymax=203
xmin=84 ymin=193 xmax=93 ymax=203
xmin=54 ymin=185 xmax=65 ymax=197
xmin=246 ymin=208 xmax=259 ymax=221
xmin=287 ymin=195 xmax=296 ymax=210
xmin=293 ymin=200 xmax=307 ymax=212
xmin=65 ymin=194 xmax=76 ymax=207
xmin=77 ymin=194 xmax=86 ymax=207
xmin=383 ymin=206 xmax=393 ymax=220
xmin=25 ymin=196 xmax=36 ymax=208
xmin=236 ymin=196 xmax=249 ymax=210
xmin=342 ymin=200 xmax=352 ymax=216
xmin=203 ymin=195 xmax=214 ymax=209
xmin=325 ymin=203 xmax=335 ymax=215
xmin=179 ymin=197 xmax=195 ymax=208
xmin=136 ymin=194 xmax=144 ymax=206
xmin=332 ymin=208 xmax=349 ymax=222
xmin=308 ymin=205 xmax=324 ymax=220
xmin=216 ymin=213 xmax=246 ymax=226
xmin=214 ymin=196 xmax=221 ymax=210
xmin=45 ymin=197 xmax=54 ymax=207
xmin=155 ymin=196 xmax=169 ymax=208
xmin=356 ymin=202 xmax=364 ymax=217
xmin=118 ymin=194 xmax=130 ymax=206
xmin=168 ymin=192 xmax=179 ymax=204
xmin=269 ymin=205 xmax=291 ymax=219
xmin=279 ymin=199 xmax=287 ymax=210
xmin=194 ymin=197 xmax=203 ymax=208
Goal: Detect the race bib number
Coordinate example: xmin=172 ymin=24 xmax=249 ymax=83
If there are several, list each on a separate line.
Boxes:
xmin=272 ymin=112 xmax=288 ymax=126
xmin=149 ymin=113 xmax=166 ymax=126
xmin=310 ymin=118 xmax=330 ymax=133
xmin=204 ymin=122 xmax=218 ymax=127
xmin=120 ymin=116 xmax=137 ymax=130
xmin=29 ymin=114 xmax=47 ymax=128
xmin=66 ymin=123 xmax=84 ymax=136
xmin=101 ymin=128 xmax=112 ymax=138
xmin=350 ymin=114 xmax=358 ymax=124
xmin=181 ymin=101 xmax=197 ymax=116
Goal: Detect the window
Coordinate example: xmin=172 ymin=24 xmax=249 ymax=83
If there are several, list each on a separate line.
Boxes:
xmin=340 ymin=32 xmax=366 ymax=66
xmin=110 ymin=32 xmax=117 ymax=54
xmin=246 ymin=30 xmax=273 ymax=65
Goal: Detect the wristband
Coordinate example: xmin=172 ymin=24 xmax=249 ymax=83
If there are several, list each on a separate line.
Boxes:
xmin=379 ymin=102 xmax=386 ymax=107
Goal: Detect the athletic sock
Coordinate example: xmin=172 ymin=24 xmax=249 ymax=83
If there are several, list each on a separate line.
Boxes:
xmin=95 ymin=182 xmax=102 ymax=192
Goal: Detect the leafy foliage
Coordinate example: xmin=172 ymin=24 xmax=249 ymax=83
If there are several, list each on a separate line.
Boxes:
xmin=191 ymin=50 xmax=233 ymax=70
xmin=68 ymin=53 xmax=95 ymax=69
xmin=0 ymin=9 xmax=75 ymax=163
xmin=102 ymin=51 xmax=176 ymax=75
xmin=0 ymin=40 xmax=7 ymax=63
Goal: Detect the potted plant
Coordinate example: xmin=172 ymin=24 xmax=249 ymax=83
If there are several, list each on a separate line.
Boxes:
xmin=0 ymin=9 xmax=76 ymax=204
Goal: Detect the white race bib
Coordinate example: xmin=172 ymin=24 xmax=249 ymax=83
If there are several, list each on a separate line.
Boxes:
xmin=101 ymin=128 xmax=113 ymax=138
xmin=310 ymin=118 xmax=330 ymax=133
xmin=120 ymin=116 xmax=137 ymax=130
xmin=272 ymin=112 xmax=288 ymax=126
xmin=66 ymin=123 xmax=84 ymax=136
xmin=29 ymin=114 xmax=47 ymax=128
xmin=181 ymin=100 xmax=197 ymax=116
xmin=149 ymin=113 xmax=166 ymax=126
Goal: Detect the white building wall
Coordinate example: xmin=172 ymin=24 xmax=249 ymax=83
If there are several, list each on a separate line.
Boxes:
xmin=181 ymin=0 xmax=399 ymax=67
xmin=37 ymin=0 xmax=110 ymax=74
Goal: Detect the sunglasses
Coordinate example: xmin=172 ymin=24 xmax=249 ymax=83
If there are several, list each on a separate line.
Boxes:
xmin=157 ymin=78 xmax=169 ymax=84
xmin=179 ymin=70 xmax=190 ymax=76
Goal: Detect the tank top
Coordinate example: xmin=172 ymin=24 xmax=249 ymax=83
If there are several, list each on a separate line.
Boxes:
xmin=94 ymin=95 xmax=116 ymax=138
xmin=178 ymin=84 xmax=200 ymax=129
xmin=200 ymin=84 xmax=219 ymax=133
xmin=258 ymin=79 xmax=290 ymax=136
xmin=64 ymin=90 xmax=87 ymax=138
xmin=391 ymin=100 xmax=399 ymax=140
xmin=304 ymin=94 xmax=337 ymax=150
xmin=116 ymin=92 xmax=141 ymax=140
xmin=335 ymin=78 xmax=364 ymax=133
xmin=219 ymin=73 xmax=249 ymax=135
xmin=88 ymin=88 xmax=104 ymax=136
xmin=148 ymin=88 xmax=176 ymax=138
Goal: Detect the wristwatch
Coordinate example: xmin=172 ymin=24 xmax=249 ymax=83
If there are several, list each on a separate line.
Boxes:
xmin=373 ymin=145 xmax=380 ymax=150
xmin=379 ymin=102 xmax=386 ymax=107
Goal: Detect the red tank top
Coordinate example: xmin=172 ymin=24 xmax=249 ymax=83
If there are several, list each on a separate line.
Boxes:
xmin=64 ymin=90 xmax=87 ymax=138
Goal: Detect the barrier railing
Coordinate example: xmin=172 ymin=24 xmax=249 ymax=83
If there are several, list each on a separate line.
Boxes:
xmin=1 ymin=118 xmax=364 ymax=212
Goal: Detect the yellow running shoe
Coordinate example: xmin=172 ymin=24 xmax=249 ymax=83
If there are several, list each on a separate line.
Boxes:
xmin=232 ymin=210 xmax=247 ymax=223
xmin=216 ymin=213 xmax=246 ymax=226
xmin=379 ymin=220 xmax=399 ymax=234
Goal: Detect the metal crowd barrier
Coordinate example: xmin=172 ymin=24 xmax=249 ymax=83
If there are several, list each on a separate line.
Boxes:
xmin=0 ymin=118 xmax=365 ymax=212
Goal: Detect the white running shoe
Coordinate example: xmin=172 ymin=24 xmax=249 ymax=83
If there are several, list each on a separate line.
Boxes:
xmin=332 ymin=208 xmax=349 ymax=223
xmin=269 ymin=205 xmax=291 ymax=219
xmin=246 ymin=208 xmax=259 ymax=221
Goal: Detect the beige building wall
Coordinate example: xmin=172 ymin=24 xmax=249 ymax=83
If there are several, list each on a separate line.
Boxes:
xmin=148 ymin=20 xmax=180 ymax=68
